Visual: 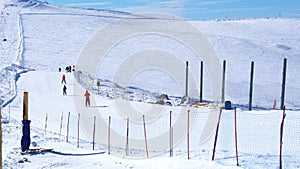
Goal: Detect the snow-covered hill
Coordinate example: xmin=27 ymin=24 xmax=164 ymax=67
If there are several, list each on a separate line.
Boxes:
xmin=0 ymin=0 xmax=300 ymax=168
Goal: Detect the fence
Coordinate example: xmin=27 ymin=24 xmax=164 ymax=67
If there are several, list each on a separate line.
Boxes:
xmin=41 ymin=107 xmax=300 ymax=168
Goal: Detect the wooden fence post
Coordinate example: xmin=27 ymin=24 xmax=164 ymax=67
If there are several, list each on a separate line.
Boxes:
xmin=273 ymin=100 xmax=277 ymax=110
xmin=170 ymin=111 xmax=173 ymax=157
xmin=143 ymin=115 xmax=149 ymax=158
xmin=0 ymin=107 xmax=2 ymax=169
xmin=187 ymin=110 xmax=190 ymax=160
xmin=185 ymin=61 xmax=189 ymax=102
xmin=221 ymin=60 xmax=226 ymax=103
xmin=249 ymin=61 xmax=254 ymax=111
xmin=281 ymin=58 xmax=287 ymax=110
xmin=77 ymin=113 xmax=80 ymax=148
xmin=66 ymin=112 xmax=70 ymax=142
xmin=93 ymin=116 xmax=96 ymax=150
xmin=21 ymin=92 xmax=31 ymax=151
xmin=23 ymin=92 xmax=28 ymax=121
xmin=234 ymin=108 xmax=239 ymax=166
xmin=126 ymin=118 xmax=129 ymax=156
xmin=44 ymin=113 xmax=48 ymax=135
xmin=59 ymin=112 xmax=64 ymax=138
xmin=212 ymin=109 xmax=222 ymax=160
xmin=200 ymin=61 xmax=204 ymax=102
xmin=279 ymin=106 xmax=286 ymax=169
xmin=108 ymin=116 xmax=111 ymax=155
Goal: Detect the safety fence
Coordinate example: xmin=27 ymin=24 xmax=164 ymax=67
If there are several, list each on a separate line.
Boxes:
xmin=41 ymin=107 xmax=300 ymax=168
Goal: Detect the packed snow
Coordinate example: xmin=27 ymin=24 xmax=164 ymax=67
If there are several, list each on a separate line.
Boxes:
xmin=1 ymin=0 xmax=300 ymax=169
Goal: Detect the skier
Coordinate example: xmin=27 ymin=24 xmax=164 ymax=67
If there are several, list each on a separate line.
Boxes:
xmin=63 ymin=85 xmax=67 ymax=95
xmin=65 ymin=66 xmax=69 ymax=73
xmin=84 ymin=90 xmax=90 ymax=107
xmin=62 ymin=74 xmax=66 ymax=84
xmin=68 ymin=65 xmax=72 ymax=73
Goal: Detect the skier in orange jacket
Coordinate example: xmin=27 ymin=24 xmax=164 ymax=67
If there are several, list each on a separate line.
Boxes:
xmin=84 ymin=90 xmax=90 ymax=107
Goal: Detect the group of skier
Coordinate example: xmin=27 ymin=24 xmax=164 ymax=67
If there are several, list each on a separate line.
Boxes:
xmin=58 ymin=65 xmax=75 ymax=73
xmin=61 ymin=73 xmax=90 ymax=107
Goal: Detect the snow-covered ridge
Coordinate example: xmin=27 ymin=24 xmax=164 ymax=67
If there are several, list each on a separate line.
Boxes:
xmin=2 ymin=0 xmax=133 ymax=17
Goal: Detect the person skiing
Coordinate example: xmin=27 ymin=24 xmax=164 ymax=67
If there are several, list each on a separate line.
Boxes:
xmin=63 ymin=85 xmax=67 ymax=95
xmin=84 ymin=90 xmax=90 ymax=107
xmin=62 ymin=74 xmax=66 ymax=84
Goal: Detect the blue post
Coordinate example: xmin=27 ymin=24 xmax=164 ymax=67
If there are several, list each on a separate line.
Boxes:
xmin=21 ymin=120 xmax=31 ymax=151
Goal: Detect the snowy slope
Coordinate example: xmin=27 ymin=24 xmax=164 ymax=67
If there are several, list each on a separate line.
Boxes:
xmin=0 ymin=0 xmax=300 ymax=169
xmin=1 ymin=71 xmax=240 ymax=169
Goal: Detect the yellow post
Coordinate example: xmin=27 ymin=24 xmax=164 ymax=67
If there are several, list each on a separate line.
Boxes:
xmin=0 ymin=107 xmax=2 ymax=169
xmin=23 ymin=92 xmax=29 ymax=120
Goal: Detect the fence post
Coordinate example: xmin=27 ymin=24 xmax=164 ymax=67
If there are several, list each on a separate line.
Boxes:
xmin=21 ymin=92 xmax=31 ymax=152
xmin=143 ymin=115 xmax=149 ymax=158
xmin=170 ymin=111 xmax=173 ymax=157
xmin=279 ymin=106 xmax=286 ymax=169
xmin=273 ymin=100 xmax=277 ymax=110
xmin=126 ymin=118 xmax=129 ymax=156
xmin=44 ymin=113 xmax=48 ymax=136
xmin=93 ymin=116 xmax=96 ymax=150
xmin=185 ymin=61 xmax=189 ymax=102
xmin=281 ymin=58 xmax=287 ymax=110
xmin=23 ymin=92 xmax=29 ymax=121
xmin=8 ymin=104 xmax=10 ymax=122
xmin=77 ymin=113 xmax=80 ymax=148
xmin=200 ymin=61 xmax=203 ymax=102
xmin=66 ymin=112 xmax=70 ymax=142
xmin=212 ymin=109 xmax=222 ymax=161
xmin=221 ymin=60 xmax=226 ymax=103
xmin=108 ymin=116 xmax=111 ymax=155
xmin=249 ymin=61 xmax=254 ymax=111
xmin=59 ymin=112 xmax=64 ymax=138
xmin=187 ymin=110 xmax=190 ymax=160
xmin=0 ymin=107 xmax=2 ymax=169
xmin=234 ymin=108 xmax=239 ymax=166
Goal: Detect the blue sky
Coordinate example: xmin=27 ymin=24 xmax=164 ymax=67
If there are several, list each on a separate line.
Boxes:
xmin=44 ymin=0 xmax=300 ymax=20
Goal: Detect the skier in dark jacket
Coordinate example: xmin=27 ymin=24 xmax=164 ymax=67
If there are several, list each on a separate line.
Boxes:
xmin=63 ymin=85 xmax=67 ymax=95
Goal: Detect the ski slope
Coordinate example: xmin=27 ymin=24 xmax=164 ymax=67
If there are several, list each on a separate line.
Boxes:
xmin=1 ymin=0 xmax=300 ymax=168
xmin=3 ymin=70 xmax=299 ymax=169
xmin=2 ymin=71 xmax=241 ymax=169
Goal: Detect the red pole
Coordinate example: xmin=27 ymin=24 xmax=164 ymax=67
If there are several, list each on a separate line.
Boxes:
xmin=234 ymin=108 xmax=239 ymax=166
xmin=66 ymin=112 xmax=70 ymax=142
xmin=279 ymin=106 xmax=286 ymax=169
xmin=77 ymin=113 xmax=80 ymax=148
xmin=93 ymin=116 xmax=96 ymax=150
xmin=212 ymin=109 xmax=222 ymax=161
xmin=108 ymin=116 xmax=111 ymax=155
xmin=170 ymin=111 xmax=173 ymax=157
xmin=126 ymin=118 xmax=129 ymax=156
xmin=187 ymin=110 xmax=190 ymax=160
xmin=143 ymin=115 xmax=149 ymax=158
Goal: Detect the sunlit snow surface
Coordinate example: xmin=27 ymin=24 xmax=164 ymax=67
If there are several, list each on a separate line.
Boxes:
xmin=1 ymin=0 xmax=300 ymax=168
